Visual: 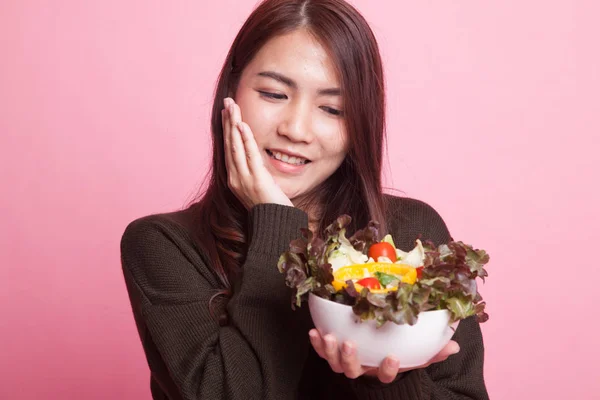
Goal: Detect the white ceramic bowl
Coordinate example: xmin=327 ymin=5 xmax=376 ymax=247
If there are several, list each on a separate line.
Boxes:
xmin=308 ymin=293 xmax=459 ymax=368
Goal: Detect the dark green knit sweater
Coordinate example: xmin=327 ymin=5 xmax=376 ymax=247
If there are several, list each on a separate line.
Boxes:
xmin=120 ymin=195 xmax=489 ymax=399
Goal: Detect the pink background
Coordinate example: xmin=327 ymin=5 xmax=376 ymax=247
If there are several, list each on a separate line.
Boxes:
xmin=1 ymin=1 xmax=598 ymax=399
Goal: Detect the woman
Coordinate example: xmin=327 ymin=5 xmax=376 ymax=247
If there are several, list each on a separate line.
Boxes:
xmin=120 ymin=0 xmax=489 ymax=399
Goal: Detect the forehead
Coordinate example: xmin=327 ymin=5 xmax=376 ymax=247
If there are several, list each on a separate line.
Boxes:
xmin=242 ymin=29 xmax=340 ymax=87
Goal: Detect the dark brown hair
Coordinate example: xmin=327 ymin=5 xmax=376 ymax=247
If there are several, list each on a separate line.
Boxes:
xmin=190 ymin=0 xmax=387 ymax=299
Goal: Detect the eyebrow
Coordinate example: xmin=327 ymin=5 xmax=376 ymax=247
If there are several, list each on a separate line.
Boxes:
xmin=257 ymin=71 xmax=341 ymax=96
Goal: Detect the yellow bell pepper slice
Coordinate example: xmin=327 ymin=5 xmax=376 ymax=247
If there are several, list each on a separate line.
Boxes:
xmin=331 ymin=263 xmax=417 ymax=293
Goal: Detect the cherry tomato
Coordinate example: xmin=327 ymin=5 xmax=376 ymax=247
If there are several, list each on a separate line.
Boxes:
xmin=356 ymin=277 xmax=381 ymax=290
xmin=416 ymin=266 xmax=424 ymax=279
xmin=368 ymin=242 xmax=397 ymax=262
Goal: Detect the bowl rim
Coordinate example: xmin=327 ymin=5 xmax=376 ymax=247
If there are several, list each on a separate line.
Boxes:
xmin=308 ymin=292 xmax=451 ymax=316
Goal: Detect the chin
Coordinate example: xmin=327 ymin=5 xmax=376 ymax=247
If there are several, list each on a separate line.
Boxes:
xmin=276 ymin=179 xmax=322 ymax=205
xmin=279 ymin=185 xmax=306 ymax=203
xmin=283 ymin=189 xmax=304 ymax=202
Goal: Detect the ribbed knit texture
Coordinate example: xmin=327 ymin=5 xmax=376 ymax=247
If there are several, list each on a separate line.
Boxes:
xmin=120 ymin=196 xmax=489 ymax=399
xmin=247 ymin=203 xmax=309 ymax=256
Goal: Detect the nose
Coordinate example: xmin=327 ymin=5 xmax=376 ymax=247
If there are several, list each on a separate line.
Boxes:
xmin=277 ymin=99 xmax=314 ymax=144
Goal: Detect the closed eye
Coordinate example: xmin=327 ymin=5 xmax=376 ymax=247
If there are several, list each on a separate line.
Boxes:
xmin=257 ymin=90 xmax=287 ymax=100
xmin=320 ymin=106 xmax=344 ymax=117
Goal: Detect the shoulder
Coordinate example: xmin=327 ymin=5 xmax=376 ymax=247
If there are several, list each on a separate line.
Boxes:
xmin=384 ymin=194 xmax=438 ymax=214
xmin=384 ymin=195 xmax=447 ymax=225
xmin=120 ymin=208 xmax=194 ymax=255
xmin=383 ymin=194 xmax=451 ymax=249
xmin=120 ymin=201 xmax=203 ymax=252
xmin=120 ymin=205 xmax=220 ymax=303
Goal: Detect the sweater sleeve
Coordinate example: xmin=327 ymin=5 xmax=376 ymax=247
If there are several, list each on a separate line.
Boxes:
xmin=120 ymin=204 xmax=311 ymax=400
xmin=346 ymin=197 xmax=489 ymax=399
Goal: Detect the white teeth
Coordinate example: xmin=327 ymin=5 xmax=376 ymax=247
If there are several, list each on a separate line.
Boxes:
xmin=270 ymin=150 xmax=307 ymax=166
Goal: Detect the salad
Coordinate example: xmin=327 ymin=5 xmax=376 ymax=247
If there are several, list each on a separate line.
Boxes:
xmin=277 ymin=215 xmax=490 ymax=327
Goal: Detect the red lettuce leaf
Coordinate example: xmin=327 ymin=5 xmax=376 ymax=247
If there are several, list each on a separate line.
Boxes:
xmin=349 ymin=221 xmax=380 ymax=252
xmin=278 ymin=215 xmax=492 ymax=326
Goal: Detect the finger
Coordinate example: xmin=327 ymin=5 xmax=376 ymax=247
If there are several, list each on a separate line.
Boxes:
xmin=432 ymin=341 xmax=460 ymax=363
xmin=221 ymin=107 xmax=235 ymax=176
xmin=425 ymin=341 xmax=460 ymax=366
xmin=228 ymin=99 xmax=241 ymax=129
xmin=228 ymin=102 xmax=249 ymax=176
xmin=377 ymin=356 xmax=401 ymax=383
xmin=237 ymin=122 xmax=265 ymax=174
xmin=308 ymin=330 xmax=326 ymax=359
xmin=339 ymin=341 xmax=363 ymax=379
xmin=323 ymin=334 xmax=343 ymax=373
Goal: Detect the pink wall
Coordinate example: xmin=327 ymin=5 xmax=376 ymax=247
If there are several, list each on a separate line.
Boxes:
xmin=1 ymin=1 xmax=598 ymax=399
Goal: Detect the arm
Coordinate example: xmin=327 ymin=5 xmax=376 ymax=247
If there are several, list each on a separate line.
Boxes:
xmin=121 ymin=204 xmax=311 ymax=400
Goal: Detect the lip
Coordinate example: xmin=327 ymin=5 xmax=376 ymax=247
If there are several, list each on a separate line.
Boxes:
xmin=268 ymin=148 xmax=311 ymax=162
xmin=265 ymin=150 xmax=310 ymax=175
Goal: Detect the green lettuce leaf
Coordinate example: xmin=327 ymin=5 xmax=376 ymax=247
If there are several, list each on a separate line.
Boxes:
xmin=374 ymin=271 xmax=397 ymax=287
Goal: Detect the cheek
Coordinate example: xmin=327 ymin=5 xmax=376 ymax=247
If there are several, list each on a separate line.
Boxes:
xmin=317 ymin=121 xmax=348 ymax=160
xmin=235 ymin=91 xmax=278 ymax=145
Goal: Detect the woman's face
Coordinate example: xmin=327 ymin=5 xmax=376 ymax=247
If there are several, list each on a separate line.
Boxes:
xmin=234 ymin=29 xmax=348 ymax=204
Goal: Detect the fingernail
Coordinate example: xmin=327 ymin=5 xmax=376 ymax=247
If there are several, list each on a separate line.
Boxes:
xmin=387 ymin=357 xmax=400 ymax=368
xmin=342 ymin=342 xmax=354 ymax=356
xmin=308 ymin=330 xmax=318 ymax=340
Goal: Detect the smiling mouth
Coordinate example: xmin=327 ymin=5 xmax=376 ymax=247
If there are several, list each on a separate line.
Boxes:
xmin=266 ymin=149 xmax=311 ymax=166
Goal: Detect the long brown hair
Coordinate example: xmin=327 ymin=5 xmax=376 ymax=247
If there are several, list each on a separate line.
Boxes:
xmin=190 ymin=0 xmax=387 ymax=297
